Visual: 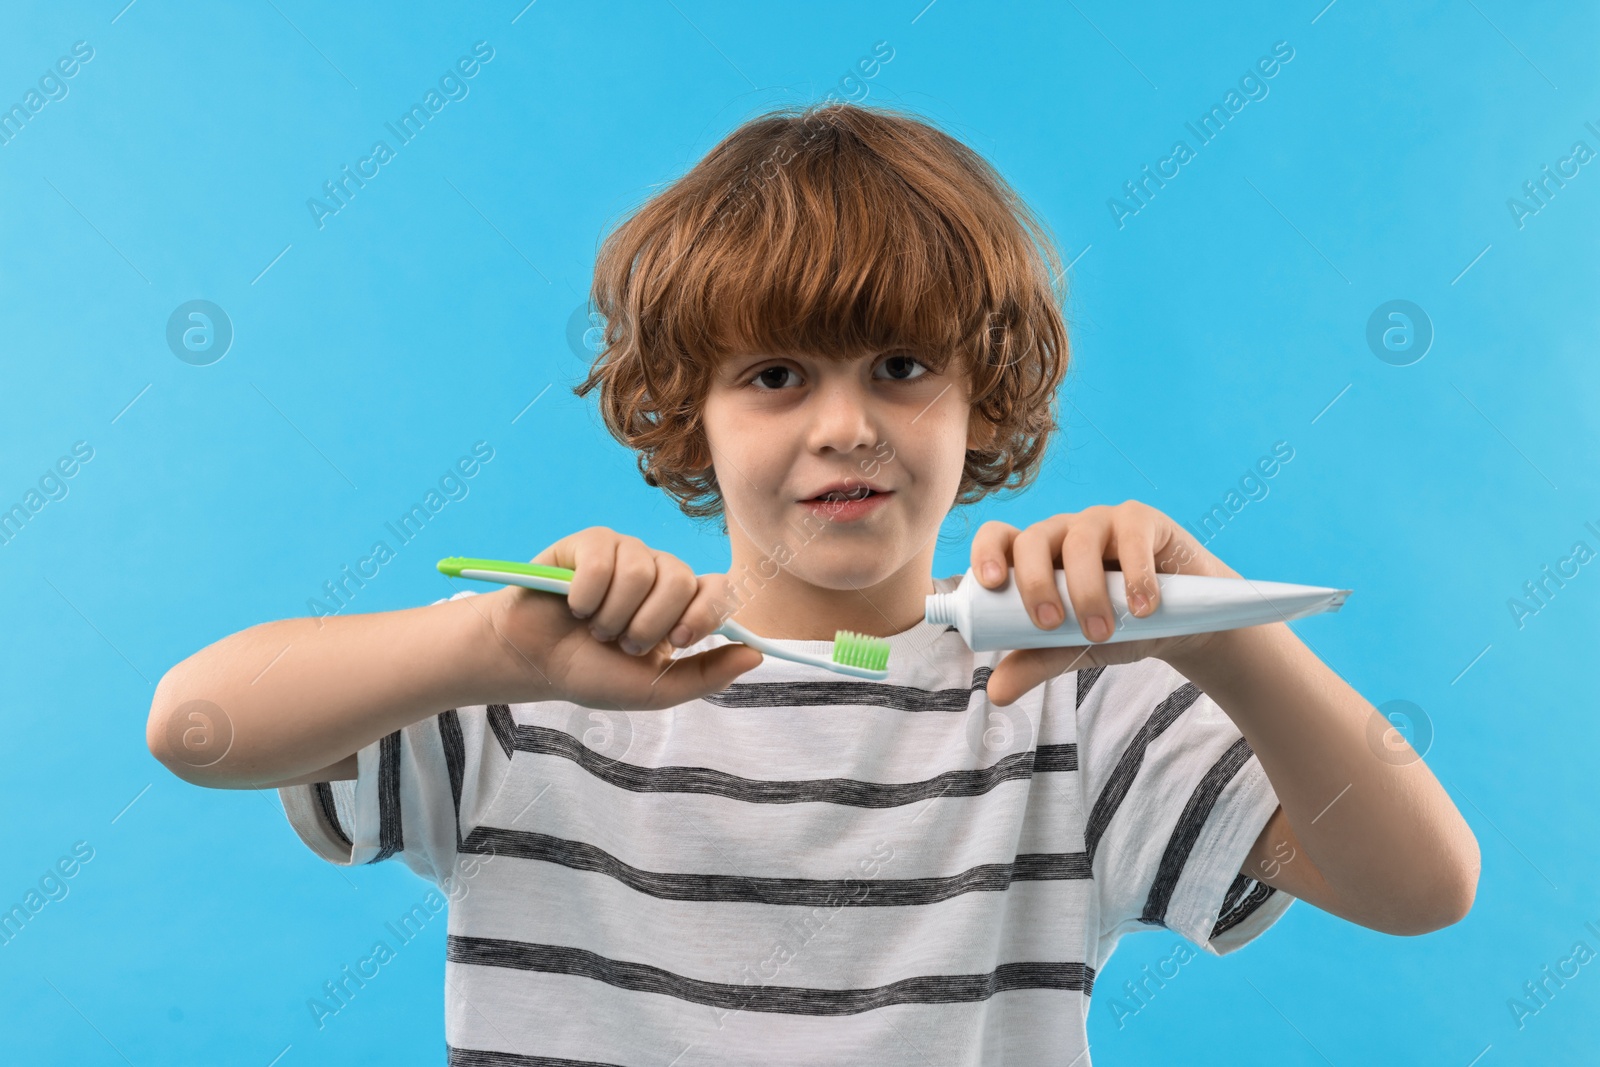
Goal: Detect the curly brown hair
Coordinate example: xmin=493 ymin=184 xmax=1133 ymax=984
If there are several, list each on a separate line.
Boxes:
xmin=572 ymin=100 xmax=1071 ymax=528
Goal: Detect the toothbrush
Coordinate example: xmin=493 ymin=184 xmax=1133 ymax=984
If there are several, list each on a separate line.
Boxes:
xmin=436 ymin=556 xmax=892 ymax=680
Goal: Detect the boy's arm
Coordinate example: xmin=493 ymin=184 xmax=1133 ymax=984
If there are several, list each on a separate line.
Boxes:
xmin=146 ymin=592 xmax=518 ymax=790
xmin=971 ymin=504 xmax=1480 ymax=939
xmin=257 ymin=753 xmax=359 ymax=785
xmin=149 ymin=529 xmax=766 ymax=793
xmin=1170 ymin=619 xmax=1480 ymax=936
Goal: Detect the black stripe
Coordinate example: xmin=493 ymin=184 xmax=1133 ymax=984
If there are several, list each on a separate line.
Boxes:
xmin=1211 ymin=880 xmax=1279 ymax=939
xmin=704 ymin=667 xmax=988 ymax=711
xmin=460 ymin=825 xmax=1089 ymax=906
xmin=449 ymin=1047 xmax=629 ymax=1067
xmin=312 ymin=781 xmax=351 ymax=850
xmin=511 ymin=722 xmax=1074 ymax=808
xmin=488 ymin=704 xmax=515 ymax=758
xmin=1139 ymin=736 xmax=1255 ymax=926
xmin=1075 ymin=666 xmax=1106 ymax=709
xmin=1014 ymin=852 xmax=1095 ymax=880
xmin=448 ymin=936 xmax=1095 ymax=1015
xmin=1032 ymin=742 xmax=1077 ymax=773
xmin=371 ymin=730 xmax=404 ymax=863
xmin=1083 ymin=683 xmax=1203 ymax=861
xmin=1217 ymin=872 xmax=1251 ymax=918
xmin=439 ymin=710 xmax=466 ymax=851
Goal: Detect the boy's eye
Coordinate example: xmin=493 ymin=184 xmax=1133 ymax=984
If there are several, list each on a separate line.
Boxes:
xmin=751 ymin=365 xmax=799 ymax=390
xmin=875 ymin=353 xmax=929 ymax=381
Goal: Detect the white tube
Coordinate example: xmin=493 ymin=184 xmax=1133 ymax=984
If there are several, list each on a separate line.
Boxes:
xmin=925 ymin=567 xmax=1351 ymax=652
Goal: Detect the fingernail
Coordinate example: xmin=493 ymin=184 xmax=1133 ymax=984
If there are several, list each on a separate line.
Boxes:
xmin=982 ymin=562 xmax=1002 ymax=585
xmin=1086 ymin=615 xmax=1109 ymax=641
xmin=669 ymin=625 xmax=691 ymax=647
xmin=1037 ymin=603 xmax=1061 ymax=628
xmin=571 ymin=606 xmax=590 ymax=619
xmin=1129 ymin=593 xmax=1149 ymax=616
xmin=590 ymin=625 xmax=610 ymax=642
xmin=619 ymin=637 xmax=642 ymax=655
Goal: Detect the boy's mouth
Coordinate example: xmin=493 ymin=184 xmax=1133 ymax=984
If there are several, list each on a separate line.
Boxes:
xmin=798 ymin=483 xmax=894 ymax=521
xmin=799 ymin=481 xmax=889 ymax=502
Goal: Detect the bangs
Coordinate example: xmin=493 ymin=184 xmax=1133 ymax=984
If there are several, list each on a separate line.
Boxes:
xmin=602 ymin=102 xmax=1062 ymax=391
xmin=668 ymin=127 xmax=987 ymax=378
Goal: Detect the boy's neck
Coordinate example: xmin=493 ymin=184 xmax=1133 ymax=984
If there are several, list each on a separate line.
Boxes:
xmin=721 ymin=533 xmax=938 ymax=641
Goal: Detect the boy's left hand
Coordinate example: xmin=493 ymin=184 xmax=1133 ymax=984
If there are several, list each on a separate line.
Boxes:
xmin=973 ymin=501 xmax=1242 ymax=706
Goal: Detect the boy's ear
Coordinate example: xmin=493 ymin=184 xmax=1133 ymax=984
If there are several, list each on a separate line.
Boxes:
xmin=683 ymin=437 xmax=715 ymax=473
xmin=966 ymin=415 xmax=999 ymax=452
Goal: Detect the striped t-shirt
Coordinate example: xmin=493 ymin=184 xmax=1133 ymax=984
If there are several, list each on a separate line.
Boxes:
xmin=279 ymin=576 xmax=1293 ymax=1065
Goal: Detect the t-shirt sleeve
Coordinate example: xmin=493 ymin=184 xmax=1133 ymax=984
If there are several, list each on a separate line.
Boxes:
xmin=1075 ymin=656 xmax=1294 ymax=958
xmin=276 ymin=589 xmax=517 ymax=890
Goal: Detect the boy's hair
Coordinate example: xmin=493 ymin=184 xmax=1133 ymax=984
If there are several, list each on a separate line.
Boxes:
xmin=572 ymin=101 xmax=1071 ymax=526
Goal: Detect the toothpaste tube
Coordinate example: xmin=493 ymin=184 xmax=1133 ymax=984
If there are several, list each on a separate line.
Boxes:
xmin=925 ymin=566 xmax=1350 ymax=651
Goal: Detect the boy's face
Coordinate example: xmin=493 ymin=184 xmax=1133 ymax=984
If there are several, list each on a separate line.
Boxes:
xmin=700 ymin=347 xmax=984 ymax=595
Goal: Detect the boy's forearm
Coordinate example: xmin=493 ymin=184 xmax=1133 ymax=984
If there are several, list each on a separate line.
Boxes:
xmin=1165 ymin=622 xmax=1479 ymax=933
xmin=148 ymin=593 xmax=516 ymax=789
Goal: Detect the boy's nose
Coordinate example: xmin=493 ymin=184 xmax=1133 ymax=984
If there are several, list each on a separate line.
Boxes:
xmin=807 ymin=379 xmax=880 ymax=455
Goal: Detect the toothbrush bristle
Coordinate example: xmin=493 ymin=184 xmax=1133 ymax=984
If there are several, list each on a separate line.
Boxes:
xmin=832 ymin=630 xmax=891 ymax=673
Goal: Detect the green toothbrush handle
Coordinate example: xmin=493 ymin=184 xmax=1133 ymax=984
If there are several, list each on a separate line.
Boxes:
xmin=437 ymin=556 xmax=576 ymax=595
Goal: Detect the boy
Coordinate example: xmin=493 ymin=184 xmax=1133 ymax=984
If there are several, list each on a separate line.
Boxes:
xmin=148 ymin=102 xmax=1478 ymax=1065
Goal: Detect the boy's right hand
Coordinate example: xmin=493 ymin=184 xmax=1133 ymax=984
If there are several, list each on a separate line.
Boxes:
xmin=478 ymin=527 xmax=764 ymax=711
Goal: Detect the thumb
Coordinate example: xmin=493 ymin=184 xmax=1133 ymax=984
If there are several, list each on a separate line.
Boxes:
xmin=988 ymin=647 xmax=1088 ymax=707
xmin=646 ymin=643 xmax=764 ymax=707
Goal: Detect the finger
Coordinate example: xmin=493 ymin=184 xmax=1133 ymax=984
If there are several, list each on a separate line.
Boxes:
xmin=1112 ymin=510 xmax=1161 ymax=618
xmin=587 ymin=538 xmax=657 ymax=641
xmin=987 ymin=639 xmax=1170 ymax=704
xmin=536 ymin=527 xmax=615 ymax=620
xmin=1061 ymin=510 xmax=1116 ymax=642
xmin=1154 ymin=530 xmax=1199 ymax=577
xmin=617 ymin=554 xmax=699 ymax=655
xmin=1154 ymin=522 xmax=1232 ymax=580
xmin=643 ymin=643 xmax=764 ymax=709
xmin=1012 ymin=515 xmax=1074 ymax=632
xmin=970 ymin=520 xmax=1020 ymax=588
xmin=987 ymin=647 xmax=1091 ymax=707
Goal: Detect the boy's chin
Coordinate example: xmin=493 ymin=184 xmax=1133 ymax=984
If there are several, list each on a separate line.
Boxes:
xmin=785 ymin=549 xmax=904 ymax=592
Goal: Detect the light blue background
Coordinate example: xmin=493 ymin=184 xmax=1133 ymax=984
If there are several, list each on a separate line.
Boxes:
xmin=2 ymin=1 xmax=1596 ymax=1063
